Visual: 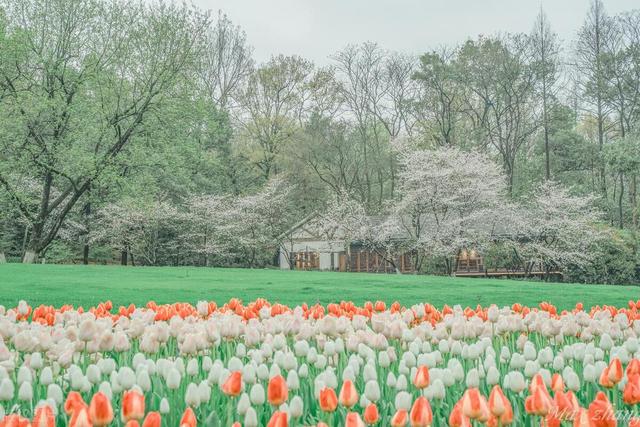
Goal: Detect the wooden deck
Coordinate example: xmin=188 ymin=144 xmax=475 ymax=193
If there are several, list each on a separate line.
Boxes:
xmin=454 ymin=269 xmax=562 ymax=278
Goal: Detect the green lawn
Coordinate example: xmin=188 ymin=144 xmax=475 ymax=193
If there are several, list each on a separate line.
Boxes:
xmin=0 ymin=264 xmax=638 ymax=310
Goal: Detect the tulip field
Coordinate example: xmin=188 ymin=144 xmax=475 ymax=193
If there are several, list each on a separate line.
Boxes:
xmin=1 ymin=266 xmax=640 ymax=426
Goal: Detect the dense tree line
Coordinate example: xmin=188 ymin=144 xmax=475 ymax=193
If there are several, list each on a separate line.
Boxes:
xmin=0 ymin=0 xmax=639 ymax=283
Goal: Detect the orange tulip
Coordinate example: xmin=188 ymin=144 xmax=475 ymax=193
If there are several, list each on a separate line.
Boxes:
xmin=525 ymin=386 xmax=553 ymax=417
xmin=390 ymin=409 xmax=408 ymax=427
xmin=629 ymin=418 xmax=640 ymax=427
xmin=180 ymin=408 xmax=197 ymax=427
xmin=266 ymin=411 xmax=288 ymax=427
xmin=624 ymin=377 xmax=640 ymax=405
xmin=232 ymin=423 xmax=241 ymax=427
xmin=462 ymin=388 xmax=490 ymax=422
xmin=409 ymin=396 xmax=433 ymax=427
xmin=339 ymin=379 xmax=359 ymax=408
xmin=345 ymin=412 xmax=366 ymax=427
xmin=125 ymin=422 xmax=140 ymax=427
xmin=554 ymin=390 xmax=577 ymax=421
xmin=529 ymin=374 xmax=548 ymax=394
xmin=89 ymin=392 xmax=114 ymax=426
xmin=599 ymin=366 xmax=615 ymax=388
xmin=551 ymin=373 xmax=565 ymax=393
xmin=319 ymin=387 xmax=338 ymax=412
xmin=64 ymin=391 xmax=87 ymax=416
xmin=69 ymin=407 xmax=92 ymax=427
xmin=487 ymin=385 xmax=513 ymax=425
xmin=587 ymin=392 xmax=616 ymax=427
xmin=317 ymin=424 xmax=329 ymax=427
xmin=32 ymin=405 xmax=55 ymax=427
xmin=413 ymin=366 xmax=430 ymax=389
xmin=607 ymin=358 xmax=623 ymax=384
xmin=627 ymin=359 xmax=640 ymax=378
xmin=449 ymin=401 xmax=472 ymax=427
xmin=363 ymin=403 xmax=379 ymax=425
xmin=141 ymin=412 xmax=162 ymax=427
xmin=573 ymin=408 xmax=591 ymax=427
xmin=267 ymin=375 xmax=289 ymax=406
xmin=222 ymin=371 xmax=243 ymax=397
xmin=122 ymin=390 xmax=145 ymax=421
xmin=1 ymin=414 xmax=32 ymax=427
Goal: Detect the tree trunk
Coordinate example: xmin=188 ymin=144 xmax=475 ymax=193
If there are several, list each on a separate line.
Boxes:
xmin=0 ymin=252 xmax=6 ymax=264
xmin=23 ymin=249 xmax=38 ymax=263
xmin=121 ymin=250 xmax=128 ymax=266
xmin=632 ymin=174 xmax=638 ymax=229
xmin=82 ymin=201 xmax=91 ymax=265
xmin=619 ymin=172 xmax=624 ymax=229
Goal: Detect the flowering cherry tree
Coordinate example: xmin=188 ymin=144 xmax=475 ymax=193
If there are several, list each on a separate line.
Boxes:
xmin=512 ymin=181 xmax=603 ymax=277
xmin=391 ymin=145 xmax=507 ymax=273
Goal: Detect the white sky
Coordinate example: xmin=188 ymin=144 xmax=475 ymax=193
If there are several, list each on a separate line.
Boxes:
xmin=190 ymin=0 xmax=638 ymax=65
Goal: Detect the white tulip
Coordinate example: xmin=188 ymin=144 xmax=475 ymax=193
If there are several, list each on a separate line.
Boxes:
xmin=289 ymin=395 xmax=303 ymax=418
xmin=47 ymin=383 xmax=63 ymax=405
xmin=244 ymin=407 xmax=258 ymax=427
xmin=364 ymin=380 xmax=380 ymax=402
xmin=18 ymin=381 xmax=32 ymax=401
xmin=237 ymin=393 xmax=250 ymax=415
xmin=160 ymin=398 xmax=170 ymax=414
xmin=394 ymin=391 xmax=412 ymax=411
xmin=0 ymin=379 xmax=14 ymax=401
xmin=249 ymin=383 xmax=265 ymax=405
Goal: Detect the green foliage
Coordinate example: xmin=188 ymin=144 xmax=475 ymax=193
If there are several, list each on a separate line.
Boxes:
xmin=564 ymin=227 xmax=639 ymax=285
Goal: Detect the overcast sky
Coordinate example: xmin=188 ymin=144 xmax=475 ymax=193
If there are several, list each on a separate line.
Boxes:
xmin=190 ymin=0 xmax=638 ymax=64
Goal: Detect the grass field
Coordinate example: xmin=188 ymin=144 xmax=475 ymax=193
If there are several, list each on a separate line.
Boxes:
xmin=0 ymin=263 xmax=639 ymax=310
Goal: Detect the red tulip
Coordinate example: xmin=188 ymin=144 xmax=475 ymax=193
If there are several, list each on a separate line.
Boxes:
xmin=267 ymin=411 xmax=288 ymax=427
xmin=267 ymin=375 xmax=289 ymax=406
xmin=222 ymin=371 xmax=243 ymax=397
xmin=409 ymin=396 xmax=433 ymax=427
xmin=390 ymin=409 xmax=408 ymax=427
xmin=32 ymin=405 xmax=55 ymax=427
xmin=122 ymin=390 xmax=145 ymax=421
xmin=141 ymin=412 xmax=162 ymax=427
xmin=462 ymin=388 xmax=490 ymax=422
xmin=345 ymin=412 xmax=366 ymax=427
xmin=449 ymin=401 xmax=472 ymax=427
xmin=180 ymin=407 xmax=197 ymax=427
xmin=339 ymin=379 xmax=359 ymax=408
xmin=64 ymin=391 xmax=87 ymax=416
xmin=629 ymin=418 xmax=640 ymax=427
xmin=125 ymin=422 xmax=140 ymax=427
xmin=413 ymin=366 xmax=430 ymax=389
xmin=487 ymin=385 xmax=513 ymax=425
xmin=363 ymin=403 xmax=379 ymax=425
xmin=69 ymin=407 xmax=92 ymax=427
xmin=587 ymin=392 xmax=616 ymax=427
xmin=319 ymin=387 xmax=338 ymax=412
xmin=89 ymin=392 xmax=114 ymax=426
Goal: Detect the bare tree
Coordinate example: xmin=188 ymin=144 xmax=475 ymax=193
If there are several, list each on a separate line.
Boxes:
xmin=198 ymin=11 xmax=254 ymax=109
xmin=531 ymin=8 xmax=561 ymax=181
xmin=413 ymin=48 xmax=464 ymax=147
xmin=457 ymin=36 xmax=539 ymax=194
xmin=575 ymin=0 xmax=618 ymax=198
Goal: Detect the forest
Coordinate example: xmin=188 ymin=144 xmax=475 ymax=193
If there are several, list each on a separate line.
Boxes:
xmin=1 ymin=0 xmax=640 ymax=284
